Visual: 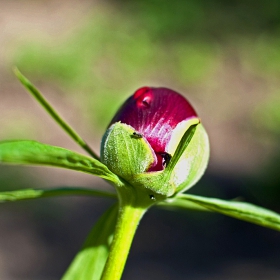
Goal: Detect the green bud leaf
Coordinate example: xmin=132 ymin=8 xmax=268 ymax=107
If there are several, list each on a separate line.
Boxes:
xmin=100 ymin=122 xmax=156 ymax=180
xmin=132 ymin=119 xmax=208 ymax=197
xmin=168 ymin=121 xmax=210 ymax=193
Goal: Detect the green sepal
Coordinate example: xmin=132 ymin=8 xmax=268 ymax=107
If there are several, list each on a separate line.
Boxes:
xmin=100 ymin=122 xmax=169 ymax=197
xmin=169 ymin=122 xmax=210 ymax=193
xmin=136 ymin=120 xmax=209 ymax=196
xmin=100 ymin=122 xmax=155 ymax=179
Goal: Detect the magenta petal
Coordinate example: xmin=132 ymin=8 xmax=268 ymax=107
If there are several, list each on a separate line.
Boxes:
xmin=110 ymin=87 xmax=197 ymax=171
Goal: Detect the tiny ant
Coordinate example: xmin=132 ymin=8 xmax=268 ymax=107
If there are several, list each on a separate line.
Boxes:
xmin=132 ymin=132 xmax=143 ymax=138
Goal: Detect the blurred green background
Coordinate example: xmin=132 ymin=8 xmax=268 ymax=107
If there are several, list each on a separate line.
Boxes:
xmin=1 ymin=0 xmax=280 ymax=279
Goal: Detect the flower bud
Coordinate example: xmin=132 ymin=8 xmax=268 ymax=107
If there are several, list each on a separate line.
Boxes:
xmin=101 ymin=87 xmax=209 ymax=197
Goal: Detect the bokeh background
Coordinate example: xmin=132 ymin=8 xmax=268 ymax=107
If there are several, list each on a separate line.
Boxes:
xmin=1 ymin=0 xmax=280 ymax=279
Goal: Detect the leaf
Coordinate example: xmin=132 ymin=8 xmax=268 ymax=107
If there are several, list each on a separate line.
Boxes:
xmin=179 ymin=193 xmax=280 ymax=231
xmin=0 ymin=187 xmax=116 ymax=203
xmin=0 ymin=140 xmax=123 ymax=187
xmin=158 ymin=197 xmax=210 ymax=212
xmin=62 ymin=203 xmax=118 ymax=280
xmin=14 ymin=68 xmax=99 ymax=159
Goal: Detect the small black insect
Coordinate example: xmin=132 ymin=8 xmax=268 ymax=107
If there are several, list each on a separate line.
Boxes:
xmin=132 ymin=132 xmax=143 ymax=138
xmin=160 ymin=152 xmax=172 ymax=167
xmin=149 ymin=194 xmax=155 ymax=200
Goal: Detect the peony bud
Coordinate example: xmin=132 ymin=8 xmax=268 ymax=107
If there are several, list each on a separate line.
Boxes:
xmin=101 ymin=87 xmax=209 ymax=197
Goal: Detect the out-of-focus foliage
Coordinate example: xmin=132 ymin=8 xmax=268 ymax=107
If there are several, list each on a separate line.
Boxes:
xmin=252 ymin=93 xmax=280 ymax=136
xmin=13 ymin=2 xmax=219 ymax=129
xmin=12 ymin=0 xmax=280 ymax=137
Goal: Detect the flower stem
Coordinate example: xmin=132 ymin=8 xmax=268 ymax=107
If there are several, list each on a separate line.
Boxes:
xmin=101 ymin=193 xmax=147 ymax=280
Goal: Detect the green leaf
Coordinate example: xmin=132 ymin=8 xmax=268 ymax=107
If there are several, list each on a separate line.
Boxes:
xmin=0 ymin=140 xmax=123 ymax=187
xmin=0 ymin=187 xmax=116 ymax=203
xmin=62 ymin=203 xmax=118 ymax=280
xmin=158 ymin=196 xmax=210 ymax=212
xmin=14 ymin=68 xmax=99 ymax=160
xmin=179 ymin=194 xmax=280 ymax=231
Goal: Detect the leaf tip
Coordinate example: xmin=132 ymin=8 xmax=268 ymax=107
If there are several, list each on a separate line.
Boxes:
xmin=13 ymin=66 xmax=26 ymax=84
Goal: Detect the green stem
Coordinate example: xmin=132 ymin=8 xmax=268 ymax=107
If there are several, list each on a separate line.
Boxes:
xmin=101 ymin=191 xmax=148 ymax=280
xmin=14 ymin=68 xmax=99 ymax=160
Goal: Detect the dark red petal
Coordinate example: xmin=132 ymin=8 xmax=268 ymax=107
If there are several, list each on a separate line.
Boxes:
xmin=110 ymin=87 xmax=197 ymax=171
